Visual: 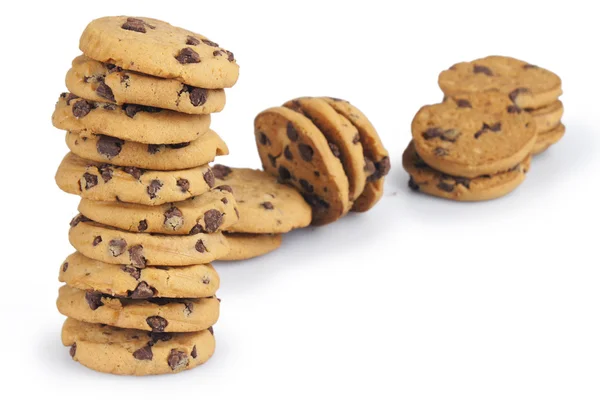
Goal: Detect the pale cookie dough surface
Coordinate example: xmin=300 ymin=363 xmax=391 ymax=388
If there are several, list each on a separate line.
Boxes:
xmin=284 ymin=97 xmax=366 ymax=202
xmin=404 ymin=141 xmax=530 ymax=201
xmin=66 ymin=129 xmax=228 ymax=170
xmin=255 ymin=106 xmax=350 ymax=225
xmin=220 ymin=233 xmax=283 ymax=261
xmin=213 ymin=165 xmax=311 ymax=233
xmin=69 ymin=216 xmax=229 ymax=266
xmin=53 ymin=92 xmax=211 ymax=144
xmin=438 ymin=56 xmax=562 ymax=109
xmin=66 ymin=55 xmax=226 ymax=114
xmin=321 ymin=97 xmax=390 ymax=212
xmin=56 ymin=152 xmax=215 ymax=206
xmin=78 ymin=188 xmax=237 ymax=235
xmin=532 ymin=123 xmax=566 ymax=155
xmin=62 ymin=318 xmax=215 ymax=375
xmin=412 ymin=93 xmax=536 ymax=178
xmin=57 ymin=285 xmax=219 ymax=332
xmin=529 ymin=101 xmax=563 ymax=134
xmin=80 ymin=16 xmax=239 ymax=89
xmin=60 ymin=252 xmax=220 ymax=298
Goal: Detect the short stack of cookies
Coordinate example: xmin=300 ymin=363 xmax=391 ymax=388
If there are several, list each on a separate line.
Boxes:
xmin=404 ymin=56 xmax=563 ymax=201
xmin=52 ymin=16 xmax=239 ymax=375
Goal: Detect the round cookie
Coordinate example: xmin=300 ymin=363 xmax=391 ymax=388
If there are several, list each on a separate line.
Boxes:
xmin=60 ymin=252 xmax=220 ymax=299
xmin=532 ymin=123 xmax=566 ymax=155
xmin=212 ymin=165 xmax=311 ymax=233
xmin=69 ymin=216 xmax=229 ymax=266
xmin=53 ymin=93 xmax=211 ymax=144
xmin=62 ymin=318 xmax=215 ymax=375
xmin=529 ymin=101 xmax=563 ymax=134
xmin=403 ymin=141 xmax=530 ymax=201
xmin=412 ymin=93 xmax=536 ymax=178
xmin=283 ymin=98 xmax=367 ymax=202
xmin=78 ymin=188 xmax=237 ymax=235
xmin=220 ymin=233 xmax=283 ymax=261
xmin=79 ymin=16 xmax=239 ymax=89
xmin=56 ymin=152 xmax=216 ymax=206
xmin=438 ymin=56 xmax=562 ymax=109
xmin=321 ymin=97 xmax=391 ymax=212
xmin=66 ymin=130 xmax=228 ymax=171
xmin=254 ymin=106 xmax=350 ymax=225
xmin=57 ymin=285 xmax=219 ymax=333
xmin=66 ymin=55 xmax=226 ymax=114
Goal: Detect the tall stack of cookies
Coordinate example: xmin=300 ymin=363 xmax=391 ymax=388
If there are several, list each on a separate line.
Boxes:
xmin=52 ymin=16 xmax=239 ymax=375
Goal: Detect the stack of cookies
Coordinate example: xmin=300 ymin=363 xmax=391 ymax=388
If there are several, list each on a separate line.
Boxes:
xmin=254 ymin=97 xmax=391 ymax=225
xmin=52 ymin=16 xmax=239 ymax=375
xmin=404 ymin=56 xmax=563 ymax=202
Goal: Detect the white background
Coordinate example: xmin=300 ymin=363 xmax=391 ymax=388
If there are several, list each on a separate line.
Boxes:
xmin=1 ymin=0 xmax=598 ymax=398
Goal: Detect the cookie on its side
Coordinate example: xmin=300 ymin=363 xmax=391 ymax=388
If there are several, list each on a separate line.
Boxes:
xmin=532 ymin=123 xmax=566 ymax=155
xmin=220 ymin=233 xmax=283 ymax=261
xmin=63 ymin=318 xmax=215 ymax=375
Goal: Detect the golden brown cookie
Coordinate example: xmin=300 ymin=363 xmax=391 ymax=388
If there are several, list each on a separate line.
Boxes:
xmin=62 ymin=318 xmax=215 ymax=375
xmin=532 ymin=123 xmax=566 ymax=155
xmin=412 ymin=93 xmax=536 ymax=178
xmin=529 ymin=101 xmax=564 ymax=134
xmin=220 ymin=233 xmax=283 ymax=261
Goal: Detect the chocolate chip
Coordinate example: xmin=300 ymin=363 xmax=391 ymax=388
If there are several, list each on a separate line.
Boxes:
xmin=121 ymin=265 xmax=141 ymax=280
xmin=221 ymin=197 xmax=229 ymax=204
xmin=204 ymin=209 xmax=223 ymax=233
xmin=328 ymin=143 xmax=341 ymax=158
xmin=191 ymin=345 xmax=197 ymax=359
xmin=98 ymin=164 xmax=113 ymax=183
xmin=195 ymin=240 xmax=207 ymax=253
xmin=123 ymin=104 xmax=161 ymax=118
xmin=474 ymin=122 xmax=501 ymax=139
xmin=509 ymin=88 xmax=530 ymax=103
xmin=202 ymin=276 xmax=211 ymax=284
xmin=441 ymin=129 xmax=460 ymax=142
xmin=177 ymin=178 xmax=190 ymax=192
xmin=128 ymin=245 xmax=147 ymax=268
xmin=107 ymin=64 xmax=122 ymax=73
xmin=226 ymin=50 xmax=235 ymax=62
xmin=235 ymin=208 xmax=240 ymax=218
xmin=434 ymin=147 xmax=448 ymax=156
xmin=149 ymin=332 xmax=173 ymax=343
xmin=147 ymin=180 xmax=163 ymax=199
xmin=259 ymin=132 xmax=271 ymax=146
xmin=364 ymin=157 xmax=376 ymax=175
xmin=138 ymin=220 xmax=148 ymax=232
xmin=129 ymin=281 xmax=156 ymax=299
xmin=213 ymin=50 xmax=223 ymax=57
xmin=352 ymin=133 xmax=360 ymax=144
xmin=261 ymin=202 xmax=274 ymax=210
xmin=96 ymin=135 xmax=124 ymax=159
xmin=208 ymin=326 xmax=214 ymax=335
xmin=300 ymin=179 xmax=314 ymax=193
xmin=132 ymin=345 xmax=153 ymax=360
xmin=186 ymin=35 xmax=200 ymax=45
xmin=92 ymin=236 xmax=102 ymax=246
xmin=123 ymin=166 xmax=143 ymax=180
xmin=69 ymin=214 xmax=90 ymax=227
xmin=489 ymin=122 xmax=502 ymax=132
xmin=284 ymin=146 xmax=293 ymax=160
xmin=167 ymin=349 xmax=189 ymax=371
xmin=82 ymin=173 xmax=98 ymax=190
xmin=456 ymin=99 xmax=472 ymax=108
xmin=408 ymin=177 xmax=420 ymax=191
xmin=523 ymin=64 xmax=538 ymax=69
xmin=287 ymin=122 xmax=299 ymax=142
xmin=303 ymin=194 xmax=330 ymax=210
xmin=212 ymin=164 xmax=232 ymax=179
xmin=369 ymin=157 xmax=391 ymax=181
xmin=298 ymin=144 xmax=314 ymax=162
xmin=203 ymin=170 xmax=215 ymax=188
xmin=72 ymin=100 xmax=93 ymax=118
xmin=85 ymin=291 xmax=104 ymax=310
xmin=146 ymin=316 xmax=168 ymax=332
xmin=164 ymin=207 xmax=184 ymax=230
xmin=96 ymin=82 xmax=115 ymax=102
xmin=454 ymin=177 xmax=471 ymax=189
xmin=201 ymin=38 xmax=219 ymax=47
xmin=189 ymin=87 xmax=207 ymax=107
xmin=507 ymin=105 xmax=522 ymax=113
xmin=148 ymin=144 xmax=161 ymax=154
xmin=423 ymin=127 xmax=443 ymax=140
xmin=121 ymin=17 xmax=148 ymax=33
xmin=268 ymin=154 xmax=278 ymax=168
xmin=69 ymin=343 xmax=77 ymax=358
xmin=183 ymin=302 xmax=194 ymax=316
xmin=108 ymin=239 xmax=127 ymax=257
xmin=175 ymin=47 xmax=201 ymax=64
xmin=437 ymin=181 xmax=455 ymax=192
xmin=278 ymin=166 xmax=291 ymax=181
xmin=215 ymin=185 xmax=233 ymax=193
xmin=189 ymin=224 xmax=205 ymax=235
xmin=62 ymin=262 xmax=69 ymax=272
xmin=473 ymin=64 xmax=493 ymax=76
xmin=64 ymin=93 xmax=79 ymax=105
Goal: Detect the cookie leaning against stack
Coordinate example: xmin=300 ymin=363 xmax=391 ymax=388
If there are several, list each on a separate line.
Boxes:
xmin=254 ymin=97 xmax=390 ymax=225
xmin=52 ymin=16 xmax=240 ymax=376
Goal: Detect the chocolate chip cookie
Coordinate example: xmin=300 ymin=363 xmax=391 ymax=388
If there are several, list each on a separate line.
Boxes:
xmin=66 ymin=55 xmax=226 ymax=114
xmin=220 ymin=233 xmax=283 ymax=261
xmin=532 ymin=123 xmax=566 ymax=155
xmin=53 ymin=93 xmax=211 ymax=144
xmin=69 ymin=216 xmax=229 ymax=266
xmin=55 ymin=153 xmax=215 ymax=206
xmin=63 ymin=318 xmax=215 ymax=375
xmin=57 ymin=285 xmax=219 ymax=332
xmin=79 ymin=17 xmax=239 ymax=89
xmin=529 ymin=100 xmax=564 ymax=134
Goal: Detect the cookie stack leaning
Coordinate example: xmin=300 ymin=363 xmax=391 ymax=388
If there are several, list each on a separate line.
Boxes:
xmin=438 ymin=56 xmax=564 ymax=155
xmin=52 ymin=16 xmax=240 ymax=375
xmin=254 ymin=97 xmax=391 ymax=225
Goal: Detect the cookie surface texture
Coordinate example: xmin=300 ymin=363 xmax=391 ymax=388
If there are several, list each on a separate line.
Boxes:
xmin=220 ymin=233 xmax=283 ymax=261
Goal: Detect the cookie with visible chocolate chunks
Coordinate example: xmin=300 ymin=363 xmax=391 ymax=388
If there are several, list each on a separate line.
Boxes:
xmin=321 ymin=97 xmax=390 ymax=212
xmin=532 ymin=123 xmax=566 ymax=155
xmin=53 ymin=93 xmax=211 ymax=144
xmin=220 ymin=233 xmax=283 ymax=261
xmin=255 ymin=107 xmax=350 ymax=225
xmin=412 ymin=93 xmax=536 ymax=178
xmin=66 ymin=55 xmax=226 ymax=114
xmin=57 ymin=285 xmax=219 ymax=333
xmin=55 ymin=152 xmax=215 ymax=206
xmin=60 ymin=252 xmax=220 ymax=299
xmin=403 ymin=141 xmax=530 ymax=201
xmin=438 ymin=56 xmax=562 ymax=109
xmin=62 ymin=318 xmax=215 ymax=375
xmin=213 ymin=165 xmax=311 ymax=233
xmin=79 ymin=16 xmax=239 ymax=89
xmin=78 ymin=187 xmax=237 ymax=235
xmin=68 ymin=216 xmax=229 ymax=266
